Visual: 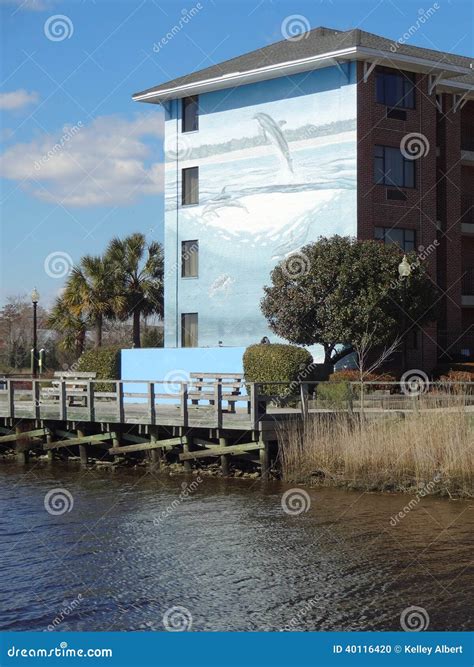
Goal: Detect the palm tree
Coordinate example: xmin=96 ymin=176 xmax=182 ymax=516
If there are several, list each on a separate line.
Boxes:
xmin=105 ymin=233 xmax=164 ymax=348
xmin=47 ymin=296 xmax=87 ymax=355
xmin=62 ymin=255 xmax=125 ymax=348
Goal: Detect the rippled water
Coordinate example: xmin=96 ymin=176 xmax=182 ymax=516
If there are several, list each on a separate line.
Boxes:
xmin=0 ymin=462 xmax=472 ymax=632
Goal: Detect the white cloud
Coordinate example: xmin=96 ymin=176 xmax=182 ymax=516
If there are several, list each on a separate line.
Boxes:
xmin=0 ymin=0 xmax=56 ymax=11
xmin=0 ymin=112 xmax=164 ymax=207
xmin=0 ymin=89 xmax=39 ymax=111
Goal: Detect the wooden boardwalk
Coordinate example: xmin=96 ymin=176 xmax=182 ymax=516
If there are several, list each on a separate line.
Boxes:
xmin=1 ymin=377 xmax=473 ymax=477
xmin=0 ymin=378 xmax=277 ymax=477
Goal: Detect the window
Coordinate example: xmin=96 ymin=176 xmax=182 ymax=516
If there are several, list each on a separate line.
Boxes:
xmin=376 ymin=69 xmax=415 ymax=109
xmin=375 ymin=227 xmax=416 ymax=252
xmin=182 ymin=167 xmax=199 ymax=205
xmin=374 ymin=145 xmax=415 ymax=188
xmin=181 ymin=313 xmax=198 ymax=348
xmin=182 ymin=96 xmax=199 ymax=132
xmin=182 ymin=240 xmax=199 ymax=278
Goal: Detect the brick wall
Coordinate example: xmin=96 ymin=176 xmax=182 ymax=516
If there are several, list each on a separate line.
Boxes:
xmin=356 ymin=62 xmax=440 ymax=372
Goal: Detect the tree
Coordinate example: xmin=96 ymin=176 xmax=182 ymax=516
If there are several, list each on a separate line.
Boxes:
xmin=261 ymin=236 xmax=438 ymax=369
xmin=105 ymin=233 xmax=164 ymax=348
xmin=62 ymin=255 xmax=124 ymax=348
xmin=47 ymin=296 xmax=87 ymax=355
xmin=0 ymin=295 xmax=47 ymax=370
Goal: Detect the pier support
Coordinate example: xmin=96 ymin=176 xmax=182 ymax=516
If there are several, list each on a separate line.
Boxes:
xmin=15 ymin=425 xmax=29 ymax=465
xmin=46 ymin=433 xmax=53 ymax=463
xmin=182 ymin=435 xmax=192 ymax=472
xmin=77 ymin=429 xmax=88 ymax=465
xmin=259 ymin=439 xmax=270 ymax=481
xmin=219 ymin=437 xmax=229 ymax=476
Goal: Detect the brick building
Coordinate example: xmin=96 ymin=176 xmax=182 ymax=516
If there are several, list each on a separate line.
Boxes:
xmin=133 ymin=26 xmax=473 ymax=373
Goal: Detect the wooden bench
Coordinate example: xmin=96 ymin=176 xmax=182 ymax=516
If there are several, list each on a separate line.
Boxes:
xmin=43 ymin=372 xmax=97 ymax=407
xmin=189 ymin=373 xmax=244 ymax=413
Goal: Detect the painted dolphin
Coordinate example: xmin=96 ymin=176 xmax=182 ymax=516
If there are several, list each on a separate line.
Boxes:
xmin=253 ymin=112 xmax=293 ymax=172
xmin=202 ymin=191 xmax=249 ymax=218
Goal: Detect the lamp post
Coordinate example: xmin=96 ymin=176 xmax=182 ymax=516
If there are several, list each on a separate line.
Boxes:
xmin=31 ymin=288 xmax=40 ymax=378
xmin=398 ymin=256 xmax=411 ymax=371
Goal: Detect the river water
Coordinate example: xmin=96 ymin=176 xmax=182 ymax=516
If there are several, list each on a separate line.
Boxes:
xmin=0 ymin=462 xmax=472 ymax=632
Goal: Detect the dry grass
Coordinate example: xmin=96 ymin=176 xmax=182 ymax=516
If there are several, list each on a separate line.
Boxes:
xmin=278 ymin=397 xmax=474 ymax=497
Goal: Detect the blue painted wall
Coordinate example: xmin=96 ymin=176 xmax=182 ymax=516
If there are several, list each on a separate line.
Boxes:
xmin=121 ymin=346 xmax=246 ymax=399
xmin=163 ymin=63 xmax=358 ymax=354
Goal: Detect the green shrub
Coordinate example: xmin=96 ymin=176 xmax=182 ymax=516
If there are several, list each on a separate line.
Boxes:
xmin=243 ymin=343 xmax=313 ymax=397
xmin=316 ymin=381 xmax=353 ymax=409
xmin=77 ymin=346 xmax=121 ymax=391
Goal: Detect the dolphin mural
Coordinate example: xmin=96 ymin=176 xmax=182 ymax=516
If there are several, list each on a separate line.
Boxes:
xmin=253 ymin=112 xmax=293 ymax=172
xmin=202 ymin=188 xmax=249 ymax=218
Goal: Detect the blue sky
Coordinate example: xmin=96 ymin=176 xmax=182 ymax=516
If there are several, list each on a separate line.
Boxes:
xmin=0 ymin=0 xmax=472 ymax=307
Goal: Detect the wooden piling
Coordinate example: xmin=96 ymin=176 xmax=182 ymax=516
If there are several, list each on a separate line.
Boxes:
xmin=77 ymin=429 xmax=88 ymax=465
xmin=219 ymin=437 xmax=229 ymax=476
xmin=259 ymin=439 xmax=270 ymax=481
xmin=15 ymin=424 xmax=28 ymax=464
xmin=182 ymin=435 xmax=192 ymax=472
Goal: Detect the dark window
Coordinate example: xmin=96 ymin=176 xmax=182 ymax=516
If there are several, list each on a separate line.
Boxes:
xmin=182 ymin=167 xmax=199 ymax=205
xmin=376 ymin=69 xmax=415 ymax=109
xmin=181 ymin=313 xmax=198 ymax=348
xmin=182 ymin=240 xmax=199 ymax=278
xmin=182 ymin=96 xmax=199 ymax=132
xmin=386 ymin=107 xmax=407 ymax=121
xmin=374 ymin=145 xmax=415 ymax=188
xmin=374 ymin=226 xmax=416 ymax=252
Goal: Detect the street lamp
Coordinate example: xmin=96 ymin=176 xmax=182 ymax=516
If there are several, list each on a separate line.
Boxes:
xmin=398 ymin=257 xmax=411 ymax=371
xmin=31 ymin=288 xmax=40 ymax=378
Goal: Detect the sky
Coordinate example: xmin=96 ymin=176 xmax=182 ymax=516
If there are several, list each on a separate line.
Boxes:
xmin=0 ymin=0 xmax=473 ymax=308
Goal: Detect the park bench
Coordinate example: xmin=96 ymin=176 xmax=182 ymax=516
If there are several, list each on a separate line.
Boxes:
xmin=188 ymin=373 xmax=245 ymax=413
xmin=42 ymin=371 xmax=97 ymax=407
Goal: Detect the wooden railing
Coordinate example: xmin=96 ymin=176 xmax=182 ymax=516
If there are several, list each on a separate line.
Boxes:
xmin=0 ymin=379 xmax=266 ymax=430
xmin=1 ymin=378 xmax=474 ymax=430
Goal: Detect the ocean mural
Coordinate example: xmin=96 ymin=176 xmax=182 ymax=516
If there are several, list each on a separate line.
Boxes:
xmin=163 ymin=64 xmax=358 ymax=352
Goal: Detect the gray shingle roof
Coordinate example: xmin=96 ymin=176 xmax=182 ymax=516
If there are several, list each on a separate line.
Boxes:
xmin=133 ymin=26 xmax=473 ymax=100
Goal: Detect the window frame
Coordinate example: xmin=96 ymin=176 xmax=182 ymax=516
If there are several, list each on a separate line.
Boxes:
xmin=181 ymin=96 xmax=199 ymax=133
xmin=375 ymin=68 xmax=415 ymax=110
xmin=181 ymin=166 xmax=199 ymax=206
xmin=374 ymin=145 xmax=415 ymax=189
xmin=374 ymin=226 xmax=416 ymax=252
xmin=181 ymin=312 xmax=198 ymax=348
xmin=181 ymin=240 xmax=199 ymax=278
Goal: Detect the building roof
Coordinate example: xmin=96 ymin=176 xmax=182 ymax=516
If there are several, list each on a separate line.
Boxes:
xmin=133 ymin=26 xmax=474 ymax=103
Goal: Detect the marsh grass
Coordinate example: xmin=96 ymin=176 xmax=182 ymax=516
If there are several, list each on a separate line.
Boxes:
xmin=278 ymin=394 xmax=474 ymax=497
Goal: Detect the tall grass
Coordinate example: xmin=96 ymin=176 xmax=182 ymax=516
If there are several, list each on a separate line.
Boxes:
xmin=278 ymin=396 xmax=474 ymax=497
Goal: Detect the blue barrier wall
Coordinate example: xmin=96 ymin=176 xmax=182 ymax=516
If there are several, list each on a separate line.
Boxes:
xmin=121 ymin=347 xmax=247 ymax=400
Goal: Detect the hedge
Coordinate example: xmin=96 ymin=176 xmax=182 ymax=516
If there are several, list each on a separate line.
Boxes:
xmin=77 ymin=346 xmax=121 ymax=391
xmin=243 ymin=343 xmax=313 ymax=396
